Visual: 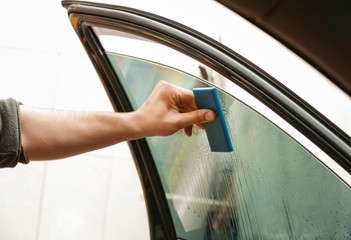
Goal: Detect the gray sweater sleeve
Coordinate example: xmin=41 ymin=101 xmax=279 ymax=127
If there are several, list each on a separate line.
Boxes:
xmin=0 ymin=98 xmax=28 ymax=168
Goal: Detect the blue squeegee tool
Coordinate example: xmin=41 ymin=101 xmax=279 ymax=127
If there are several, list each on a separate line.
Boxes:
xmin=193 ymin=87 xmax=233 ymax=152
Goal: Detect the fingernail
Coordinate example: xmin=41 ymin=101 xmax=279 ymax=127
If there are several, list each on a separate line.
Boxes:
xmin=205 ymin=112 xmax=215 ymax=121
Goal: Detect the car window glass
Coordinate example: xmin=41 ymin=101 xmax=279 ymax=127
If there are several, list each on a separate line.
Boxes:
xmin=105 ymin=51 xmax=351 ymax=239
xmin=93 ymin=0 xmax=351 ymax=139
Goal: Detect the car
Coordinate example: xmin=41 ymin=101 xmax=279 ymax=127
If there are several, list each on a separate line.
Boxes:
xmin=62 ymin=1 xmax=351 ymax=239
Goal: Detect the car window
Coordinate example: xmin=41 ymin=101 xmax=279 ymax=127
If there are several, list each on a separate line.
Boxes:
xmin=91 ymin=1 xmax=351 ymax=138
xmin=105 ymin=50 xmax=351 ymax=239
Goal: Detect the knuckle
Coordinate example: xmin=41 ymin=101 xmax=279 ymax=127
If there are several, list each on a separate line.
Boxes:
xmin=157 ymin=80 xmax=168 ymax=89
xmin=195 ymin=111 xmax=203 ymax=123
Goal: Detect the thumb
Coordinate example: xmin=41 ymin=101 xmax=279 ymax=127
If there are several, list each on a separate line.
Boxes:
xmin=179 ymin=109 xmax=215 ymax=128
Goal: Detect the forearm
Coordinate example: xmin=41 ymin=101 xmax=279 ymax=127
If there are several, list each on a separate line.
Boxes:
xmin=19 ymin=81 xmax=215 ymax=162
xmin=20 ymin=105 xmax=142 ymax=161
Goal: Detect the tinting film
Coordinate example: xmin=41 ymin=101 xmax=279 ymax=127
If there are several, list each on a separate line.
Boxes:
xmin=107 ymin=52 xmax=351 ymax=240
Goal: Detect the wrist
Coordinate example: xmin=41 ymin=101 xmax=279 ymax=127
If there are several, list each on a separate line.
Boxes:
xmin=127 ymin=110 xmax=150 ymax=140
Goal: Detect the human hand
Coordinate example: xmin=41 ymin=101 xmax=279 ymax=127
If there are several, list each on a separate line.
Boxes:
xmin=134 ymin=81 xmax=215 ymax=137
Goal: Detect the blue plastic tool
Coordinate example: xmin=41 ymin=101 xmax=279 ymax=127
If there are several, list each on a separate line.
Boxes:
xmin=193 ymin=87 xmax=233 ymax=152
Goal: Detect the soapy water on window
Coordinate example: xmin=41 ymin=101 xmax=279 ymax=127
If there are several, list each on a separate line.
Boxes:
xmin=107 ymin=52 xmax=351 ymax=240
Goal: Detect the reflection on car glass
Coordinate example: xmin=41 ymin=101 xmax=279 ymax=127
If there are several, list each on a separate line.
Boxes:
xmin=107 ymin=52 xmax=351 ymax=240
xmin=93 ymin=26 xmax=153 ymax=42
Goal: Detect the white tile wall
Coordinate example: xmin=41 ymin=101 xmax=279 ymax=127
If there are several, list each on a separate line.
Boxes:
xmin=0 ymin=48 xmax=58 ymax=108
xmin=0 ymin=162 xmax=46 ymax=240
xmin=0 ymin=1 xmax=149 ymax=239
xmin=103 ymin=156 xmax=149 ymax=240
xmin=38 ymin=155 xmax=112 ymax=240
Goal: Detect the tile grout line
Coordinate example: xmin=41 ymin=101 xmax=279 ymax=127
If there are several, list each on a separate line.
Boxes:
xmin=85 ymin=152 xmax=134 ymax=161
xmin=34 ymin=28 xmax=64 ymax=239
xmin=100 ymin=159 xmax=114 ymax=240
xmin=34 ymin=162 xmax=48 ymax=240
xmin=0 ymin=45 xmax=60 ymax=56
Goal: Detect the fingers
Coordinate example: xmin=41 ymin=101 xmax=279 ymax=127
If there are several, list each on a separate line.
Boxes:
xmin=178 ymin=109 xmax=215 ymax=130
xmin=152 ymin=81 xmax=216 ymax=137
xmin=184 ymin=125 xmax=193 ymax=136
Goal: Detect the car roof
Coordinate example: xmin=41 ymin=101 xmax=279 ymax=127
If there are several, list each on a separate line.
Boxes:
xmin=217 ymin=0 xmax=351 ymax=97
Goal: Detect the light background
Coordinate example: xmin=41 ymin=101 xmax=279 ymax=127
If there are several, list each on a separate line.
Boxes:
xmin=0 ymin=1 xmax=149 ymax=239
xmin=1 ymin=0 xmax=350 ymax=240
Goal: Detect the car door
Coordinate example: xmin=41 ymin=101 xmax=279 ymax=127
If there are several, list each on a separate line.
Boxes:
xmin=62 ymin=1 xmax=351 ymax=239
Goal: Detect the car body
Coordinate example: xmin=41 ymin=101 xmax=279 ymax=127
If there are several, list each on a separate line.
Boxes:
xmin=62 ymin=1 xmax=351 ymax=239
